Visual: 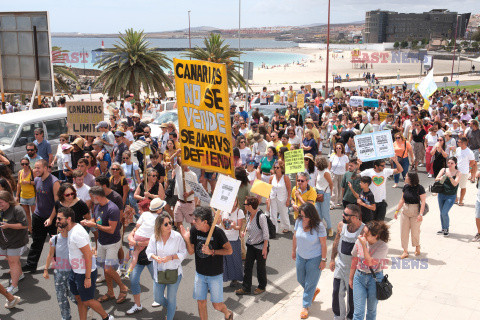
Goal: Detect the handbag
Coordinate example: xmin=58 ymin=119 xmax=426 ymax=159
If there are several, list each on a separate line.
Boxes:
xmin=369 ymin=267 xmax=393 ymax=301
xmin=417 ymin=186 xmax=429 ymax=216
xmin=429 ymin=176 xmax=446 ymax=194
xmin=155 ymin=241 xmax=178 ymax=285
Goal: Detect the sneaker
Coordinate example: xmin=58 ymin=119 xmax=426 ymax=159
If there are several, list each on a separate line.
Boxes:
xmin=437 ymin=229 xmax=445 ymax=235
xmin=6 ymin=286 xmax=18 ymax=295
xmin=96 ymin=274 xmax=106 ymax=283
xmin=107 ymin=315 xmax=114 ymax=320
xmin=427 ymin=174 xmax=433 ymax=178
xmin=124 ymin=270 xmax=131 ymax=280
xmin=444 ymin=230 xmax=449 ymax=237
xmin=473 ymin=234 xmax=480 ymax=242
xmin=151 ymin=301 xmax=161 ymax=307
xmin=18 ymin=273 xmax=25 ymax=281
xmin=126 ymin=304 xmax=143 ymax=315
xmin=4 ymin=295 xmax=20 ymax=309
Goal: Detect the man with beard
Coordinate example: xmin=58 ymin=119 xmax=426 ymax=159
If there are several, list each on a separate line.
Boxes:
xmin=58 ymin=207 xmax=114 ymax=320
xmin=329 ymin=204 xmax=364 ymax=320
xmin=23 ymin=160 xmax=60 ymax=273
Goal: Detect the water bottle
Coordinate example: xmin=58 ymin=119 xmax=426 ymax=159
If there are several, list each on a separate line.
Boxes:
xmin=129 ymin=246 xmax=134 ymax=255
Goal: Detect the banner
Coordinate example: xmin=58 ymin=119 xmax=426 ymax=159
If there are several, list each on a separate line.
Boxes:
xmin=210 ymin=174 xmax=241 ymax=213
xmin=418 ymin=68 xmax=437 ymax=99
xmin=284 ymin=149 xmax=305 ymax=174
xmin=349 ymin=96 xmax=363 ymax=107
xmin=174 ymin=58 xmax=234 ymax=176
xmin=377 ymin=112 xmax=391 ymax=122
xmin=66 ymin=101 xmax=104 ymax=136
xmin=363 ymin=98 xmax=379 ymax=108
xmin=251 ymin=179 xmax=273 ymax=199
xmin=354 ymin=131 xmax=395 ymax=162
xmin=297 ymin=94 xmax=305 ymax=109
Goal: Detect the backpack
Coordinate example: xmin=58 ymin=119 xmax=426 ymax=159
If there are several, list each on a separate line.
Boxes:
xmin=255 ymin=210 xmax=276 ymax=240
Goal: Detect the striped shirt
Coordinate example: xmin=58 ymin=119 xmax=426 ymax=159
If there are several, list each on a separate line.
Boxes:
xmin=245 ymin=210 xmax=269 ymax=250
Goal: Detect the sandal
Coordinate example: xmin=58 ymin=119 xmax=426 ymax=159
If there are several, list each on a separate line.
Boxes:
xmin=458 ymin=202 xmax=464 ymax=206
xmin=300 ymin=309 xmax=309 ymax=319
xmin=97 ymin=294 xmax=115 ymax=303
xmin=312 ymin=288 xmax=320 ymax=302
xmin=116 ymin=290 xmax=128 ymax=304
xmin=225 ymin=311 xmax=234 ymax=320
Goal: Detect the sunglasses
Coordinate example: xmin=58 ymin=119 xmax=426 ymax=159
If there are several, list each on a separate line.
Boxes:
xmin=297 ymin=179 xmax=306 ymax=182
xmin=149 ymin=174 xmax=158 ymax=177
xmin=274 ymin=166 xmax=281 ymax=169
xmin=343 ymin=213 xmax=356 ymax=217
xmin=395 ymin=137 xmax=401 ymax=140
xmin=240 ymin=141 xmax=246 ymax=143
xmin=64 ymin=192 xmax=75 ymax=197
xmin=21 ymin=163 xmax=29 ymax=166
xmin=122 ymin=157 xmax=129 ymax=160
xmin=111 ymin=168 xmax=120 ymax=171
xmin=164 ymin=221 xmax=173 ymax=227
xmin=27 ymin=149 xmax=35 ymax=152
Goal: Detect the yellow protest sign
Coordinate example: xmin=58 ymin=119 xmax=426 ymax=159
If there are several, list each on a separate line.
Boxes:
xmin=297 ymin=94 xmax=305 ymax=109
xmin=251 ymin=179 xmax=273 ymax=198
xmin=284 ymin=149 xmax=305 ymax=174
xmin=174 ymin=58 xmax=234 ymax=177
xmin=378 ymin=112 xmax=391 ymax=122
xmin=66 ymin=101 xmax=104 ymax=136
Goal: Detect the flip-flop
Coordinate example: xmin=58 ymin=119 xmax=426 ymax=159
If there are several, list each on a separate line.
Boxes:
xmin=225 ymin=311 xmax=234 ymax=320
xmin=97 ymin=294 xmax=115 ymax=303
xmin=458 ymin=203 xmax=464 ymax=206
xmin=116 ymin=290 xmax=128 ymax=304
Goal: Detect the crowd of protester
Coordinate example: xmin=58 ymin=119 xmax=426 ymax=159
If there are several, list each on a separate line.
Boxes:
xmin=0 ymin=84 xmax=479 ymax=320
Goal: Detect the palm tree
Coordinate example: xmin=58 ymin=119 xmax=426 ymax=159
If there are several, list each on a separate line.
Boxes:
xmin=52 ymin=46 xmax=78 ymax=95
xmin=183 ymin=33 xmax=246 ymax=90
xmin=94 ymin=28 xmax=173 ymax=99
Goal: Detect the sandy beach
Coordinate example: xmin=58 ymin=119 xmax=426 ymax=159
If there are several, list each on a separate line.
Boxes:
xmin=250 ymin=47 xmax=480 ymax=90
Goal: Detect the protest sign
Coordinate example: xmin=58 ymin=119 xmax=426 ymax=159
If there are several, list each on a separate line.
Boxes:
xmin=174 ymin=58 xmax=234 ymax=177
xmin=363 ymin=98 xmax=379 ymax=108
xmin=66 ymin=101 xmax=103 ymax=136
xmin=305 ymin=85 xmax=312 ymax=91
xmin=284 ymin=149 xmax=305 ymax=174
xmin=354 ymin=131 xmax=395 ymax=162
xmin=186 ymin=180 xmax=211 ymax=204
xmin=210 ymin=174 xmax=241 ymax=213
xmin=251 ymin=179 xmax=273 ymax=199
xmin=418 ymin=68 xmax=437 ymax=99
xmin=349 ymin=96 xmax=364 ymax=107
xmin=378 ymin=112 xmax=391 ymax=122
xmin=297 ymin=94 xmax=305 ymax=109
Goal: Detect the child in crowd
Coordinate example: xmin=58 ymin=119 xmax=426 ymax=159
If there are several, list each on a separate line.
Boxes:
xmin=349 ymin=176 xmax=376 ymax=223
xmin=246 ymin=160 xmax=257 ymax=184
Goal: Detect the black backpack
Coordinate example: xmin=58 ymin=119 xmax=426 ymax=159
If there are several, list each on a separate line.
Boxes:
xmin=255 ymin=210 xmax=276 ymax=240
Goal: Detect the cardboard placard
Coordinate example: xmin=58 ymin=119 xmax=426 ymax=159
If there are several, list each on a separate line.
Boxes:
xmin=349 ymin=96 xmax=364 ymax=107
xmin=174 ymin=58 xmax=234 ymax=177
xmin=250 ymin=179 xmax=273 ymax=199
xmin=66 ymin=101 xmax=104 ymax=136
xmin=284 ymin=149 xmax=305 ymax=174
xmin=297 ymin=94 xmax=305 ymax=109
xmin=210 ymin=174 xmax=241 ymax=213
xmin=354 ymin=131 xmax=395 ymax=162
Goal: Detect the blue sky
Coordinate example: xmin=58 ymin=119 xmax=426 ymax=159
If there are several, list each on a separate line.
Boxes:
xmin=3 ymin=0 xmax=479 ymax=33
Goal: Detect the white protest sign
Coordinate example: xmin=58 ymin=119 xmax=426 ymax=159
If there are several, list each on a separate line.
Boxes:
xmin=186 ymin=180 xmax=211 ymax=204
xmin=354 ymin=131 xmax=395 ymax=162
xmin=349 ymin=96 xmax=364 ymax=107
xmin=210 ymin=174 xmax=241 ymax=213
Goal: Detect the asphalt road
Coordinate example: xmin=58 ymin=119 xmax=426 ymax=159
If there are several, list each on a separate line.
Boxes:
xmin=0 ymin=160 xmax=433 ymax=320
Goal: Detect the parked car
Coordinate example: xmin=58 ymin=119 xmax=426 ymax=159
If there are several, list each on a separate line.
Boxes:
xmin=148 ymin=110 xmax=178 ymax=138
xmin=0 ymin=108 xmax=68 ymax=173
xmin=248 ymin=105 xmax=287 ymax=120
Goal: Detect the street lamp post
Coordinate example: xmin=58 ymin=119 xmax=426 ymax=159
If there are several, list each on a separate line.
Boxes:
xmin=325 ymin=0 xmax=331 ymax=97
xmin=188 ymin=10 xmax=192 ymax=50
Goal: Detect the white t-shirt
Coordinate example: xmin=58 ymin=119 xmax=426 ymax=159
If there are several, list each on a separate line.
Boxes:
xmin=456 ymin=147 xmax=474 ymax=174
xmin=125 ymin=130 xmax=134 ymax=143
xmin=329 ymin=154 xmax=349 ymax=175
xmin=360 ymin=168 xmax=395 ymax=202
xmin=174 ymin=167 xmax=197 ymax=201
xmin=425 ymin=134 xmax=437 ymax=147
xmin=135 ymin=211 xmax=158 ymax=238
xmin=74 ymin=184 xmax=91 ymax=202
xmin=247 ymin=169 xmax=256 ymax=183
xmin=239 ymin=147 xmax=252 ymax=164
xmin=221 ymin=208 xmax=245 ymax=241
xmin=260 ymin=91 xmax=268 ymax=104
xmin=68 ymin=224 xmax=96 ymax=274
xmin=124 ymin=101 xmax=134 ymax=117
xmin=59 ymin=153 xmax=72 ymax=171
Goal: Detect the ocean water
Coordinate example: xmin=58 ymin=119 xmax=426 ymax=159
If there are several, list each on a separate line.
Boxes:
xmin=51 ymin=37 xmax=307 ymax=70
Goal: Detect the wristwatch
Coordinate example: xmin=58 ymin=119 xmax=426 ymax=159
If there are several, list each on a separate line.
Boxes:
xmin=321 ymin=258 xmax=327 ymax=262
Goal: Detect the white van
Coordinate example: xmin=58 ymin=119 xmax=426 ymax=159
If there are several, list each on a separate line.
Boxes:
xmin=0 ymin=108 xmax=68 ymax=173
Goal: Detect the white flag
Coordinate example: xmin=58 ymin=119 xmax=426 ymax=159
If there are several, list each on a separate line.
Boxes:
xmin=418 ymin=68 xmax=437 ymax=99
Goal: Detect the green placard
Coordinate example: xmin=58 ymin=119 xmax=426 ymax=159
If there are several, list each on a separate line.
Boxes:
xmin=284 ymin=149 xmax=305 ymax=174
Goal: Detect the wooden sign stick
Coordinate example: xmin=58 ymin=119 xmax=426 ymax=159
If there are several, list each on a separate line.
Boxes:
xmin=205 ymin=210 xmax=222 ymax=247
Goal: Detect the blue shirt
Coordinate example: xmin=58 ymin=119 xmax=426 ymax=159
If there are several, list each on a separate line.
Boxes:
xmin=34 ymin=139 xmax=52 ymax=161
xmin=294 ymin=219 xmax=326 ymax=259
xmin=239 ymin=110 xmax=248 ymax=121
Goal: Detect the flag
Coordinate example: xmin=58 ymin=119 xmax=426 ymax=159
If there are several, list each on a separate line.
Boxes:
xmin=418 ymin=68 xmax=437 ymax=99
xmin=423 ymin=98 xmax=430 ymax=111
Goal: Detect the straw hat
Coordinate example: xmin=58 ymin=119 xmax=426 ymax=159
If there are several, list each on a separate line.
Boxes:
xmin=71 ymin=138 xmax=84 ymax=150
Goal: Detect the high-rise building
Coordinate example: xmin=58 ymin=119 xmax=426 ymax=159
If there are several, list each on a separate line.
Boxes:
xmin=364 ymin=9 xmax=471 ymax=43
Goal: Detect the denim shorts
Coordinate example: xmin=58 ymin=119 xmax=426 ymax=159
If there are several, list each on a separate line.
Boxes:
xmin=193 ymin=272 xmax=224 ymax=303
xmin=476 ymin=200 xmax=480 ymax=219
xmin=69 ymin=269 xmax=98 ymax=302
xmin=19 ymin=197 xmax=35 ymax=206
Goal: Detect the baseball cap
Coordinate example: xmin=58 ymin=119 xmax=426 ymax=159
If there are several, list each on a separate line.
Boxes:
xmin=96 ymin=121 xmax=108 ymax=130
xmin=114 ymin=131 xmax=125 ymax=137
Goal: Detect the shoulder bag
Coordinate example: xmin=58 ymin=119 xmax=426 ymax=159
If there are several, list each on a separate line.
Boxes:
xmin=417 ymin=186 xmax=429 ymax=216
xmin=156 ymin=241 xmax=178 ymax=285
xmin=369 ymin=267 xmax=393 ymax=301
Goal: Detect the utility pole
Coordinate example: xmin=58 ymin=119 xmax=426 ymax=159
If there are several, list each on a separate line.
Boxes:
xmin=188 ymin=10 xmax=192 ymax=50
